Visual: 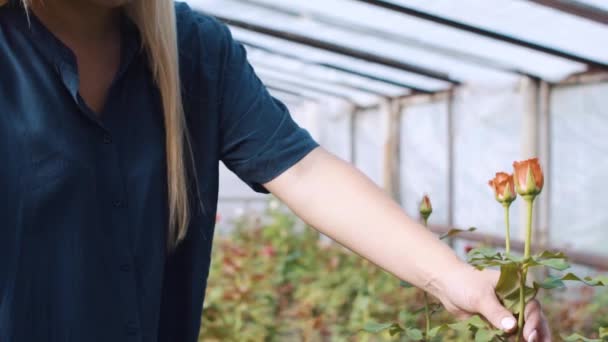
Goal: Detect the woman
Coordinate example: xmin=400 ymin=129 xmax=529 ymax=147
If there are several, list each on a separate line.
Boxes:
xmin=0 ymin=0 xmax=550 ymax=341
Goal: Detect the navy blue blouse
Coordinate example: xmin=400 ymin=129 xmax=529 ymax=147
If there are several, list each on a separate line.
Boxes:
xmin=0 ymin=2 xmax=317 ymax=341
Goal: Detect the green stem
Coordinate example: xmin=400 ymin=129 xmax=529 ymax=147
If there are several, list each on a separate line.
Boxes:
xmin=517 ymin=196 xmax=535 ymax=341
xmin=422 ymin=216 xmax=430 ymax=341
xmin=424 ymin=292 xmax=430 ymax=341
xmin=503 ymin=203 xmax=511 ymax=256
xmin=524 ymin=196 xmax=535 ymax=260
xmin=516 ymin=268 xmax=527 ymax=342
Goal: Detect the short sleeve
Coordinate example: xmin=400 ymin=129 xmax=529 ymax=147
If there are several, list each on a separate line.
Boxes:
xmin=215 ymin=24 xmax=319 ymax=193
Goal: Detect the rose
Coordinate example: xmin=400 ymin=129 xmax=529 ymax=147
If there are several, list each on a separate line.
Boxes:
xmin=419 ymin=195 xmax=433 ymax=223
xmin=513 ymin=158 xmax=544 ymax=197
xmin=489 ymin=172 xmax=517 ymax=205
xmin=489 ymin=172 xmax=517 ymax=255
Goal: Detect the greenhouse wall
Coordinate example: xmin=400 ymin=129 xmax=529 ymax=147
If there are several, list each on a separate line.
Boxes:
xmin=216 ymin=80 xmax=608 ymax=260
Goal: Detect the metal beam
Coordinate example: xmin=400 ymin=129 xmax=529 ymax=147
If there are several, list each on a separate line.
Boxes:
xmin=527 ymin=0 xmax=608 ymax=26
xmin=265 ymin=85 xmax=320 ymax=103
xmin=264 ymin=77 xmax=362 ymax=103
xmin=237 ymin=0 xmax=540 ymax=78
xmin=242 ymin=40 xmax=435 ymax=93
xmin=252 ymin=61 xmax=399 ymax=97
xmin=216 ymin=15 xmax=461 ymax=84
xmin=352 ymin=0 xmax=608 ymax=70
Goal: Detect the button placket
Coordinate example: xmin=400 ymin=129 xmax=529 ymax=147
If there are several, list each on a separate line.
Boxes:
xmin=98 ymin=128 xmax=141 ymax=341
xmin=125 ymin=321 xmax=139 ymax=336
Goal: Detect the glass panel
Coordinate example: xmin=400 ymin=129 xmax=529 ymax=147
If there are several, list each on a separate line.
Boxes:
xmin=233 ymin=28 xmax=451 ymax=91
xmin=400 ymin=100 xmax=449 ymax=225
xmin=578 ymin=0 xmax=608 ymax=11
xmin=188 ymin=0 xmax=587 ymax=82
xmin=453 ymin=87 xmax=524 ymax=239
xmin=387 ymin=0 xmax=608 ymax=65
xmin=248 ymin=48 xmax=408 ymax=96
xmin=354 ymin=108 xmax=385 ymax=185
xmin=550 ymin=82 xmax=608 ymax=256
xmin=257 ymin=67 xmax=381 ymax=106
xmin=195 ymin=0 xmax=520 ymax=84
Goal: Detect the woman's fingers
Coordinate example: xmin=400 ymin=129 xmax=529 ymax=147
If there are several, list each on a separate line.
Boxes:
xmin=522 ymin=300 xmax=551 ymax=342
xmin=476 ymin=290 xmax=517 ymax=332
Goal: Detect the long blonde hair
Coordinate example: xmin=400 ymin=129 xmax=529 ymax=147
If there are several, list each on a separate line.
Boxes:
xmin=1 ymin=0 xmax=192 ymax=249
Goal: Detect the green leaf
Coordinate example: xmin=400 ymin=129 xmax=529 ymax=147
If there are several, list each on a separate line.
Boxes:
xmin=400 ymin=280 xmax=414 ymax=288
xmin=534 ymin=258 xmax=570 ymax=271
xmin=495 ymin=264 xmax=520 ymax=298
xmin=495 ymin=264 xmax=537 ymax=313
xmin=535 ymin=273 xmax=605 ymax=290
xmin=475 ymin=328 xmax=501 ymax=342
xmin=362 ymin=322 xmax=394 ymax=333
xmin=599 ymin=327 xmax=607 ymax=338
xmin=561 ymin=333 xmax=602 ymax=342
xmin=406 ymin=328 xmax=424 ymax=340
xmin=448 ymin=315 xmax=486 ymax=333
xmin=529 ymin=251 xmax=571 ymax=271
xmin=561 ymin=273 xmax=605 ymax=286
xmin=389 ymin=324 xmax=406 ymax=336
xmin=535 ymin=276 xmax=565 ymax=290
xmin=428 ymin=324 xmax=447 ymax=338
xmin=439 ymin=227 xmax=477 ymax=240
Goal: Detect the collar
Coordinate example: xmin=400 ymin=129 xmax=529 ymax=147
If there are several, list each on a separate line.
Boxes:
xmin=11 ymin=4 xmax=142 ymax=102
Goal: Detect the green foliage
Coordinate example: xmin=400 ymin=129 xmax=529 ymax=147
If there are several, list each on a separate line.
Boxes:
xmin=200 ymin=205 xmax=607 ymax=341
xmin=439 ymin=227 xmax=477 ymax=240
xmin=562 ymin=327 xmax=608 ymax=341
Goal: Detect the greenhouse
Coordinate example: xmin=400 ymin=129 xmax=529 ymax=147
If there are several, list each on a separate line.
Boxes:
xmin=186 ymin=0 xmax=608 ymax=340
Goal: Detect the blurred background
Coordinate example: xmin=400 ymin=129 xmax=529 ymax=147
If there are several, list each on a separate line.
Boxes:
xmin=183 ymin=0 xmax=608 ymax=340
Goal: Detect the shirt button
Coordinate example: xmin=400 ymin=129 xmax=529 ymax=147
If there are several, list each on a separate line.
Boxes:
xmin=103 ymin=134 xmax=112 ymax=144
xmin=125 ymin=321 xmax=139 ymax=336
xmin=119 ymin=264 xmax=132 ymax=272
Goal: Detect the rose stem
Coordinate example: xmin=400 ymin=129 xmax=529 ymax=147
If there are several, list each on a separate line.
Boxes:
xmin=503 ymin=203 xmax=511 ymax=255
xmin=423 ymin=217 xmax=430 ymax=341
xmin=517 ymin=196 xmax=535 ymax=341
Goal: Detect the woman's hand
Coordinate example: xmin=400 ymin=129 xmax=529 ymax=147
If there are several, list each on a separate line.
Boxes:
xmin=428 ymin=264 xmax=551 ymax=342
xmin=267 ymin=149 xmax=551 ymax=341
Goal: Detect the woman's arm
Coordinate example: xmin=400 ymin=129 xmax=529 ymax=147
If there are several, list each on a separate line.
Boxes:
xmin=265 ymin=147 xmax=550 ymax=342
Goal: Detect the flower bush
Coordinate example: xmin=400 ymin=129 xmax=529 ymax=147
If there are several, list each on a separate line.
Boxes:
xmin=200 ymin=189 xmax=607 ymax=341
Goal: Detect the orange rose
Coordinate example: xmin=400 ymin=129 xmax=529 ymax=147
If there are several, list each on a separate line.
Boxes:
xmin=488 ymin=172 xmax=516 ymax=204
xmin=419 ymin=195 xmax=432 ymax=222
xmin=513 ymin=158 xmax=544 ymax=196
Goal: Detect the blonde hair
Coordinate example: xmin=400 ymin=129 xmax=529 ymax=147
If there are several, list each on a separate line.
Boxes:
xmin=1 ymin=0 xmax=192 ymax=249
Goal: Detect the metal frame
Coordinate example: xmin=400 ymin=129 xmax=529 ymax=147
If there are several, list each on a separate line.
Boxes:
xmin=242 ymin=41 xmax=435 ymax=93
xmin=265 ymin=85 xmax=321 ymax=103
xmin=352 ymin=0 xmax=608 ymax=71
xmin=236 ymin=0 xmax=541 ymax=79
xmin=252 ymin=61 xmax=403 ymax=97
xmin=527 ymin=0 xmax=608 ymax=25
xmin=217 ymin=15 xmax=461 ymax=84
xmin=264 ymin=76 xmax=368 ymax=104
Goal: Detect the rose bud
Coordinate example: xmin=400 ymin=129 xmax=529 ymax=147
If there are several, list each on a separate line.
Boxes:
xmin=513 ymin=158 xmax=544 ymax=196
xmin=488 ymin=172 xmax=517 ymax=205
xmin=419 ymin=195 xmax=433 ymax=222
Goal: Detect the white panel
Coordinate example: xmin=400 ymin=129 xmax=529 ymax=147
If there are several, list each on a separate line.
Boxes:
xmin=188 ymin=0 xmax=587 ymax=82
xmin=452 ymin=86 xmax=524 ymax=238
xmin=400 ymin=100 xmax=449 ymax=225
xmin=550 ymin=82 xmax=608 ymax=255
xmin=354 ymin=108 xmax=386 ymax=185
xmin=388 ymin=0 xmax=608 ymax=65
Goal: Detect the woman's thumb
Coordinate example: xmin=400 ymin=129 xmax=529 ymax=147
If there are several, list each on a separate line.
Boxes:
xmin=478 ymin=293 xmax=517 ymax=332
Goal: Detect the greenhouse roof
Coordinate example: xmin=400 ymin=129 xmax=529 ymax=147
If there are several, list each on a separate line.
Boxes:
xmin=186 ymin=0 xmax=608 ymax=106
